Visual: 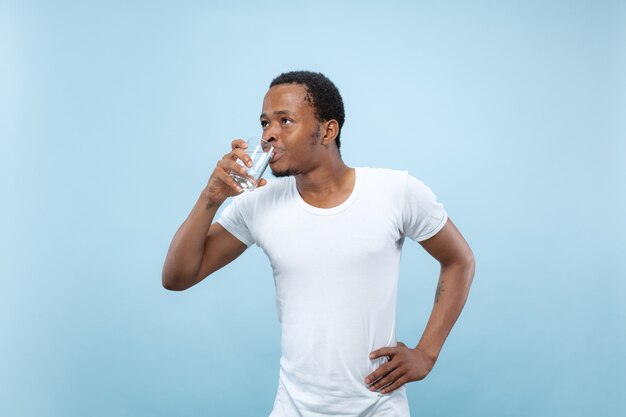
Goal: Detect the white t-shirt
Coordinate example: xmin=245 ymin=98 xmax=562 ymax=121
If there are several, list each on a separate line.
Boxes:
xmin=217 ymin=167 xmax=447 ymax=417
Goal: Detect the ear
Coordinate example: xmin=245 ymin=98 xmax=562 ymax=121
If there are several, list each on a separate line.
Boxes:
xmin=321 ymin=120 xmax=339 ymax=146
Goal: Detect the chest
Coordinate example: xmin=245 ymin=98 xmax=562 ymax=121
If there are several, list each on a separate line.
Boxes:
xmin=251 ymin=201 xmax=403 ymax=274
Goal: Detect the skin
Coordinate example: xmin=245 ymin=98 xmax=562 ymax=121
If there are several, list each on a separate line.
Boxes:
xmin=162 ymin=83 xmax=475 ymax=395
xmin=260 ymin=84 xmax=353 ymax=207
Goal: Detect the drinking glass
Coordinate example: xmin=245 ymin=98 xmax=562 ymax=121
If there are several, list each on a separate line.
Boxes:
xmin=229 ymin=139 xmax=274 ymax=191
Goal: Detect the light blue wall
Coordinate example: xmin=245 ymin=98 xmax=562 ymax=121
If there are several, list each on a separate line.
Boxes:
xmin=1 ymin=1 xmax=624 ymax=416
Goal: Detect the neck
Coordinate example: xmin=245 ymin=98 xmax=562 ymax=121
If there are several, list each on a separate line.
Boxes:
xmin=295 ymin=156 xmax=355 ymax=207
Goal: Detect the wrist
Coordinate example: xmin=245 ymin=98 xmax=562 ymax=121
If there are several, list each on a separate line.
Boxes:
xmin=205 ymin=198 xmax=223 ymax=210
xmin=414 ymin=344 xmax=439 ymax=365
xmin=201 ymin=187 xmax=225 ymax=210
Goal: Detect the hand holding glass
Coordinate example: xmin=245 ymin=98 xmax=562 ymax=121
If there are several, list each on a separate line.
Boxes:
xmin=229 ymin=139 xmax=274 ymax=191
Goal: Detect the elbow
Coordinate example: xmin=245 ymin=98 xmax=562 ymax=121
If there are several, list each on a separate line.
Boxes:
xmin=444 ymin=249 xmax=475 ymax=286
xmin=161 ymin=270 xmax=192 ymax=292
xmin=161 ymin=261 xmax=214 ymax=291
xmin=445 ymin=248 xmax=475 ymax=270
xmin=466 ymin=249 xmax=475 ymax=268
xmin=162 ymin=276 xmax=183 ymax=291
xmin=464 ymin=250 xmax=476 ymax=285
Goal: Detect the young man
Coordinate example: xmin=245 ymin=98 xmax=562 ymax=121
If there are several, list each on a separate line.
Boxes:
xmin=162 ymin=71 xmax=475 ymax=416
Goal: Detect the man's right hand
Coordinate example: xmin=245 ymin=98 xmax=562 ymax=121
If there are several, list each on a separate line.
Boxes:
xmin=163 ymin=139 xmax=260 ymax=290
xmin=204 ymin=139 xmax=268 ymax=207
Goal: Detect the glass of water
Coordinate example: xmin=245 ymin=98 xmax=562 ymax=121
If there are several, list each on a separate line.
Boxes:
xmin=229 ymin=139 xmax=274 ymax=191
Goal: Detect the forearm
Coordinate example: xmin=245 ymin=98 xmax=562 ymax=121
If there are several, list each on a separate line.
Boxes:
xmin=162 ymin=189 xmax=221 ymax=287
xmin=416 ymin=257 xmax=475 ymax=361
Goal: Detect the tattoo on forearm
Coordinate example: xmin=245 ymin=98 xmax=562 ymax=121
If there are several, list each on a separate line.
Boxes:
xmin=435 ymin=278 xmax=445 ymax=303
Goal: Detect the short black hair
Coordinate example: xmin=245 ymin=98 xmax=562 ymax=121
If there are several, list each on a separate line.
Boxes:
xmin=270 ymin=71 xmax=345 ymax=151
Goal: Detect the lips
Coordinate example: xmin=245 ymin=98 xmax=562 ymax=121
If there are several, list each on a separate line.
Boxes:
xmin=270 ymin=151 xmax=284 ymax=164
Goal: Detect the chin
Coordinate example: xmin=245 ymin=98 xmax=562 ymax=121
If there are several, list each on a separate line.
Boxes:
xmin=271 ymin=166 xmax=301 ymax=178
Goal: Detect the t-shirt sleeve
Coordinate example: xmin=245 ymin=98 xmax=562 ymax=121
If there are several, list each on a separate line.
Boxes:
xmin=401 ymin=174 xmax=448 ymax=242
xmin=215 ymin=196 xmax=255 ymax=247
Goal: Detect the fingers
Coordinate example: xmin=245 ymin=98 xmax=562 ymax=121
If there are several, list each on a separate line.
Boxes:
xmin=226 ymin=150 xmax=252 ymax=169
xmin=212 ymin=148 xmax=250 ymax=194
xmin=365 ymin=343 xmax=414 ymax=394
xmin=364 ymin=360 xmax=394 ymax=386
xmin=368 ymin=367 xmax=404 ymax=393
xmin=378 ymin=372 xmax=408 ymax=394
xmin=231 ymin=139 xmax=248 ymax=150
xmin=217 ymin=157 xmax=249 ymax=178
xmin=369 ymin=346 xmax=397 ymax=360
xmin=365 ymin=346 xmax=398 ymax=386
xmin=211 ymin=162 xmax=245 ymax=194
xmin=365 ymin=342 xmax=435 ymax=395
xmin=206 ymin=139 xmax=262 ymax=200
xmin=229 ymin=139 xmax=253 ymax=167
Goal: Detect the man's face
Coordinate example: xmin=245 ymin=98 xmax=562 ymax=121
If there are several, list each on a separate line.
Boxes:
xmin=260 ymin=83 xmax=323 ymax=177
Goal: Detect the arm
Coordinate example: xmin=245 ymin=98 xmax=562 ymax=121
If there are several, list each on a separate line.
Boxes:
xmin=162 ymin=140 xmax=266 ymax=291
xmin=365 ymin=218 xmax=475 ymax=393
xmin=161 ymin=198 xmax=247 ymax=291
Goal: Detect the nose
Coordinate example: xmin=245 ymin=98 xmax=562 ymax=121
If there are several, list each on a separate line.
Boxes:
xmin=262 ymin=122 xmax=279 ymax=143
xmin=262 ymin=133 xmax=276 ymax=143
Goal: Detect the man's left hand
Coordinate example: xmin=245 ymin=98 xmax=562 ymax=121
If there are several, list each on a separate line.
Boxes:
xmin=364 ymin=342 xmax=436 ymax=394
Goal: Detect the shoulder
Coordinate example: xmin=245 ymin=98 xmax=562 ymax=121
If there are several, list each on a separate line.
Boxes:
xmin=357 ymin=167 xmax=409 ymax=184
xmin=356 ymin=167 xmax=412 ymax=193
xmin=356 ymin=167 xmax=438 ymax=201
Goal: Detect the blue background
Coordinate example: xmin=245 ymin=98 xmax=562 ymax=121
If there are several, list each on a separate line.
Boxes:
xmin=2 ymin=0 xmax=625 ymax=416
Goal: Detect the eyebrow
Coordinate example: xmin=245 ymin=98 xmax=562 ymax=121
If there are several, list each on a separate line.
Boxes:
xmin=260 ymin=110 xmax=295 ymax=119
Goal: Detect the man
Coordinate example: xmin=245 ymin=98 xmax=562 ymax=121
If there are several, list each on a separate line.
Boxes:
xmin=162 ymin=71 xmax=475 ymax=416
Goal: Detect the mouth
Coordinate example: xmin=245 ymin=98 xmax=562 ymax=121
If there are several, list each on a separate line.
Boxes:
xmin=270 ymin=151 xmax=284 ymax=164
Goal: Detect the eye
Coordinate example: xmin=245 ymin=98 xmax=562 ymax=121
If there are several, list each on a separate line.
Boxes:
xmin=260 ymin=120 xmax=269 ymax=128
xmin=281 ymin=118 xmax=293 ymax=125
